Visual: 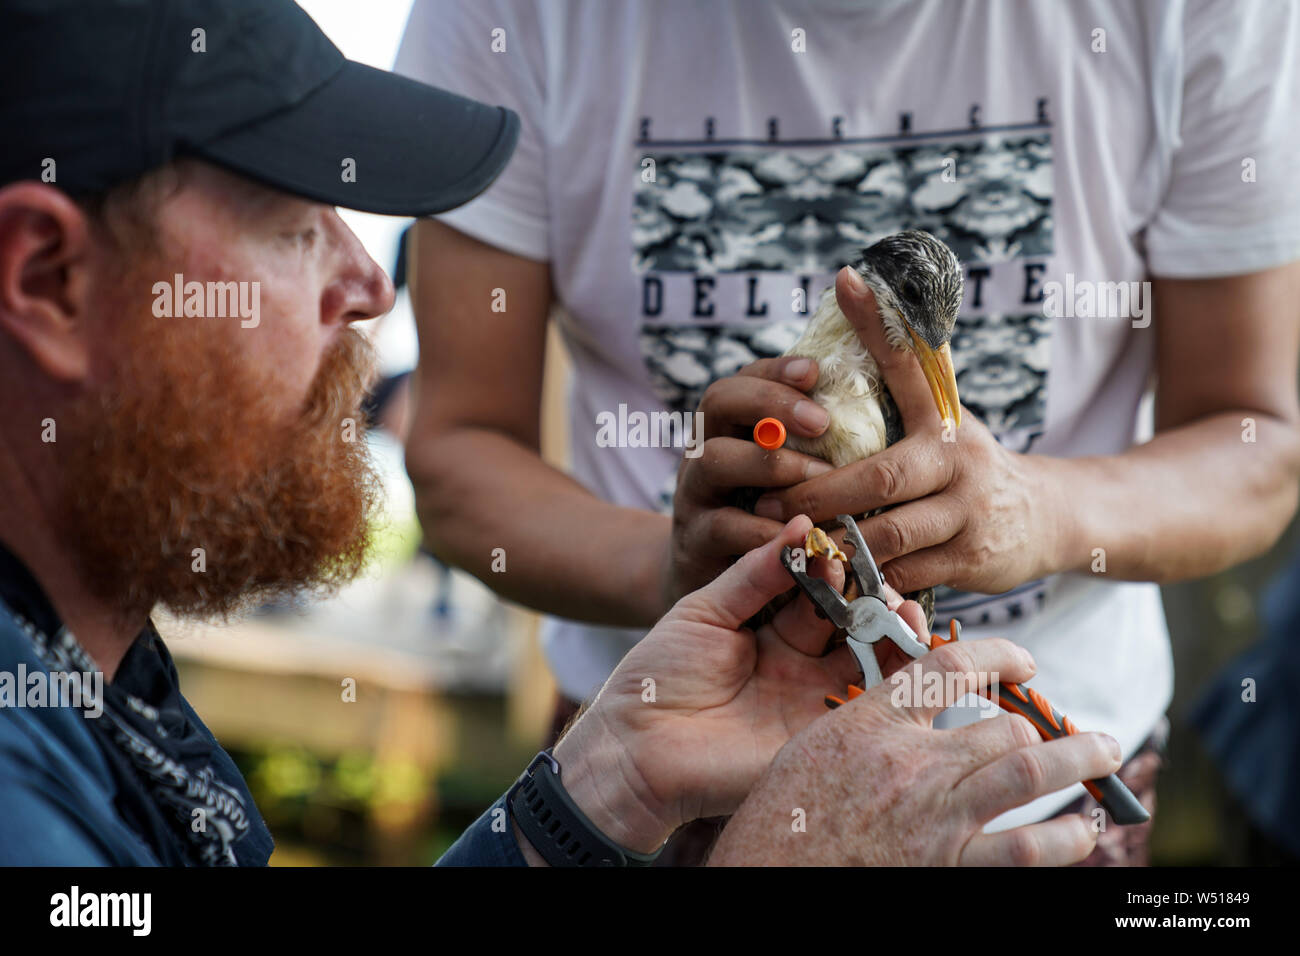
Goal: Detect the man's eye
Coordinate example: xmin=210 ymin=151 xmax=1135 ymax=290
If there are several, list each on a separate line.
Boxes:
xmin=283 ymin=228 xmax=318 ymax=246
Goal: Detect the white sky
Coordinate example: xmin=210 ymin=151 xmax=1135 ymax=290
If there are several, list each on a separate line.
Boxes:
xmin=296 ymin=0 xmax=419 ymax=371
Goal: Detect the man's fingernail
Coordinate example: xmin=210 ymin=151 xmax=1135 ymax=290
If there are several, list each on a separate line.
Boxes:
xmin=805 ymin=459 xmax=834 ymax=479
xmin=785 ymin=358 xmax=813 ymax=382
xmin=1020 ymin=649 xmax=1036 ymax=671
xmin=793 ymin=400 xmax=829 ymax=432
xmin=1106 ymin=736 xmax=1122 ymax=762
xmin=754 ymin=497 xmax=783 ymax=520
xmin=842 ymin=267 xmax=866 ymax=293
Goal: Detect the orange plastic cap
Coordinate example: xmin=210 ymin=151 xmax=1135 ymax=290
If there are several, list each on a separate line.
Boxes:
xmin=753 ymin=417 xmax=787 ymax=450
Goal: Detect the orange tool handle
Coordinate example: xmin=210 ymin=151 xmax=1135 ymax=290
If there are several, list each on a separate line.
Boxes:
xmin=825 ymin=621 xmax=1150 ymax=826
xmin=824 ymin=685 xmax=863 ymax=709
xmin=981 ymin=679 xmax=1149 ymax=825
xmin=935 ymin=620 xmax=1148 ymax=825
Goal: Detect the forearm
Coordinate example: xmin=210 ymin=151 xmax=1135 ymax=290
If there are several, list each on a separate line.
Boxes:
xmin=1044 ymin=411 xmax=1300 ymax=582
xmin=706 ymin=755 xmax=804 ymax=867
xmin=409 ymin=427 xmax=670 ymax=628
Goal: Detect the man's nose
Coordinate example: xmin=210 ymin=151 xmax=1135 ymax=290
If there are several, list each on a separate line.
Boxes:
xmin=353 ymin=253 xmax=396 ymax=323
xmin=327 ymin=216 xmax=397 ymax=325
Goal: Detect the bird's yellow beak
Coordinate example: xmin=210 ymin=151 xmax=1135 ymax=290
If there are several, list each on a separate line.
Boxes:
xmin=908 ymin=330 xmax=961 ymax=429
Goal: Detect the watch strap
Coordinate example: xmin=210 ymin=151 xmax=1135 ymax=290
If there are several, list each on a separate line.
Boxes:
xmin=507 ymin=750 xmax=662 ymax=867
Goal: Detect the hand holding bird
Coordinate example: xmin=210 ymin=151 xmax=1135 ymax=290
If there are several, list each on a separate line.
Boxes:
xmin=754 ymin=264 xmax=1075 ymax=598
xmin=665 ymin=231 xmax=1075 ymax=618
xmin=664 ymin=354 xmax=839 ymax=609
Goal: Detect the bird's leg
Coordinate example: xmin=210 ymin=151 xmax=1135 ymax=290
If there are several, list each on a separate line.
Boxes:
xmin=804 ymin=527 xmax=847 ymax=563
xmin=808 ymin=520 xmax=933 ymax=630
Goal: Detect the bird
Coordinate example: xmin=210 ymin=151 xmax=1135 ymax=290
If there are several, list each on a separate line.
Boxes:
xmin=780 ymin=230 xmax=965 ymax=627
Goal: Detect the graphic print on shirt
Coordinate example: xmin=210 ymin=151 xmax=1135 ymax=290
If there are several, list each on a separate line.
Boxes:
xmin=633 ymin=120 xmax=1055 ymax=626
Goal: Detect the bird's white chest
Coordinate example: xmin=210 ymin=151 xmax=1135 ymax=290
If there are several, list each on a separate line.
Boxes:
xmin=782 ymin=291 xmax=891 ymax=469
xmin=785 ymin=375 xmax=889 ymax=469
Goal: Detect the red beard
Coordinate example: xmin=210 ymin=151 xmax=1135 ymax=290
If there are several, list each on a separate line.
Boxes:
xmin=56 ymin=302 xmax=381 ymax=619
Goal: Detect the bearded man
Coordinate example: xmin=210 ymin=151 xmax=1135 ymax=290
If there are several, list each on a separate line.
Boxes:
xmin=0 ymin=0 xmax=519 ymax=865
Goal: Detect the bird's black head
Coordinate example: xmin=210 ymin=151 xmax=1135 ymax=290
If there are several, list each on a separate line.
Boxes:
xmin=855 ymin=230 xmax=965 ymax=426
xmin=857 ymin=230 xmax=964 ymax=351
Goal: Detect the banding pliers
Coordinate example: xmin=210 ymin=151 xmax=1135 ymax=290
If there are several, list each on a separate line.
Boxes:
xmin=780 ymin=514 xmax=1150 ymax=826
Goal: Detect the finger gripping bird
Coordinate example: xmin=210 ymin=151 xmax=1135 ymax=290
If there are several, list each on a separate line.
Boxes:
xmin=784 ymin=230 xmax=964 ymax=626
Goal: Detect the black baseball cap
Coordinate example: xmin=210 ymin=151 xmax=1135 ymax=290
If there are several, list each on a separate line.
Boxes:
xmin=0 ymin=0 xmax=520 ymax=216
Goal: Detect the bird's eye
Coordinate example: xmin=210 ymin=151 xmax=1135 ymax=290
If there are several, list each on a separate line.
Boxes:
xmin=900 ymin=280 xmax=922 ymax=303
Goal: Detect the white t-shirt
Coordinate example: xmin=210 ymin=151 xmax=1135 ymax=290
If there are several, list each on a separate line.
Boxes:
xmin=396 ymin=0 xmax=1300 ymax=828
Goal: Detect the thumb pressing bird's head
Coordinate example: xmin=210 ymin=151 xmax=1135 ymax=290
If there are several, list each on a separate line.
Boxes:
xmin=857 ymin=230 xmax=964 ymax=426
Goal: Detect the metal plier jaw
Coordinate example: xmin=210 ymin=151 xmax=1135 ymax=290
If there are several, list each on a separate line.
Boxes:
xmin=780 ymin=514 xmax=931 ymax=697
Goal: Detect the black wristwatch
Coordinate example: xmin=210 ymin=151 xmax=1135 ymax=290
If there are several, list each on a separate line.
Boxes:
xmin=506 ymin=749 xmax=664 ymax=867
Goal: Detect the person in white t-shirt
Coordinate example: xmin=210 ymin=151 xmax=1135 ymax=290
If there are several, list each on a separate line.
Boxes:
xmin=396 ymin=0 xmax=1300 ymax=861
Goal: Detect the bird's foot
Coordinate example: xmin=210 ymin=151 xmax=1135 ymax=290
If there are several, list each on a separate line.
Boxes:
xmin=805 ymin=527 xmax=847 ymax=563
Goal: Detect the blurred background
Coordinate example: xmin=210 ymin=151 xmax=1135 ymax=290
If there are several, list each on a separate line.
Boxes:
xmin=157 ymin=1 xmax=1299 ymax=866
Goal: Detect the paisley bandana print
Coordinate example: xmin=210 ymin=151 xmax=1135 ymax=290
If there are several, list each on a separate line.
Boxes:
xmin=17 ymin=613 xmax=254 ymax=866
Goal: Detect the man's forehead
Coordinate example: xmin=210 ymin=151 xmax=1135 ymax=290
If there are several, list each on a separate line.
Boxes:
xmin=174 ymin=159 xmax=322 ymax=220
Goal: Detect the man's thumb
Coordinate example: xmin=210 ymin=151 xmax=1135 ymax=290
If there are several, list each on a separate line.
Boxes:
xmin=673 ymin=516 xmax=812 ymax=630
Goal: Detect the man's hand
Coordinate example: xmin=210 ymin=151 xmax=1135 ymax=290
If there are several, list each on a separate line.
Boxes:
xmin=665 ymin=358 xmax=839 ymax=609
xmin=709 ymin=637 xmax=1121 ymax=866
xmin=752 ymin=268 xmax=1072 ymax=595
xmin=754 ymin=263 xmax=1300 ymax=591
xmin=552 ymin=515 xmax=928 ymax=855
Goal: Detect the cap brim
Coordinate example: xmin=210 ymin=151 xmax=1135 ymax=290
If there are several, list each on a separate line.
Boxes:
xmin=191 ymin=60 xmax=520 ymax=217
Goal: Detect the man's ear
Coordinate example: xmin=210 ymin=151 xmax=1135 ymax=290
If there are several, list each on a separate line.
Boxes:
xmin=0 ymin=182 xmax=96 ymax=382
